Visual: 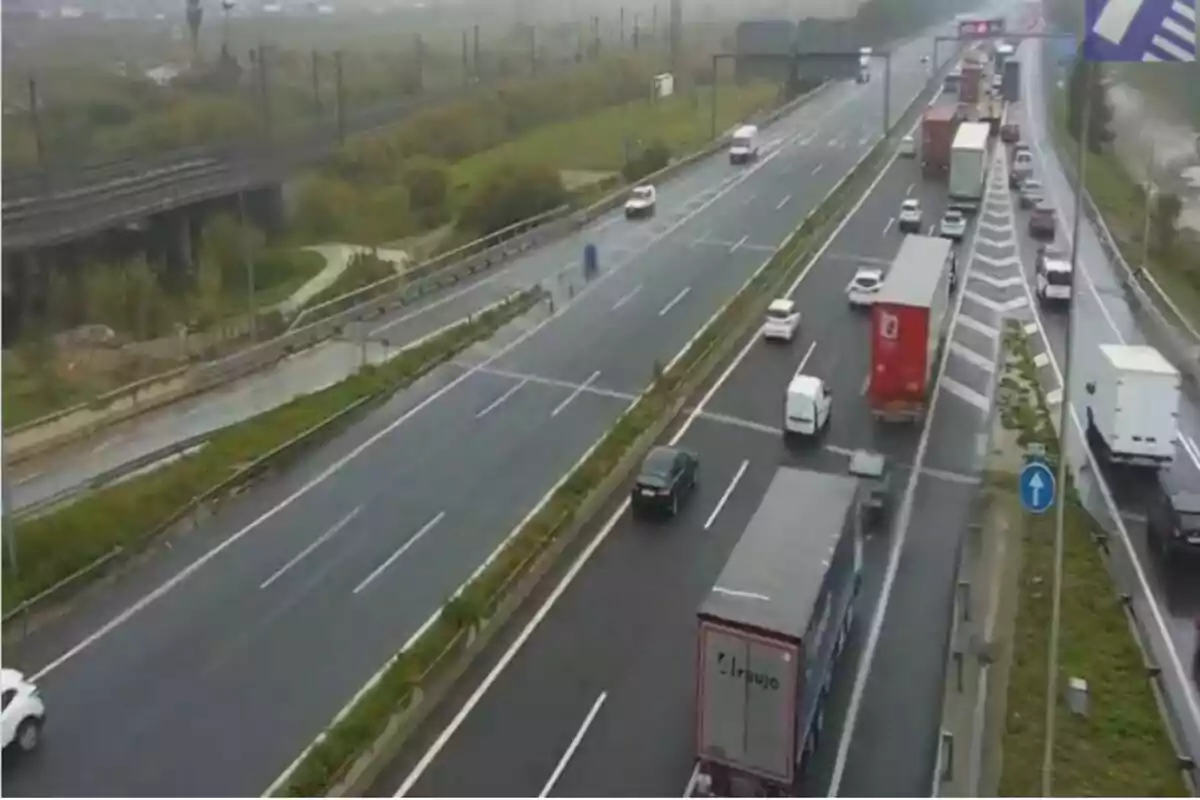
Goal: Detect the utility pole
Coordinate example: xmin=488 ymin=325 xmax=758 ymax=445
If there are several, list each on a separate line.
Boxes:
xmin=1140 ymin=140 xmax=1157 ymax=276
xmin=1043 ymin=53 xmax=1093 ymax=800
xmin=311 ymin=50 xmax=322 ymax=119
xmin=462 ymin=29 xmax=470 ymax=85
xmin=27 ymin=77 xmax=45 ymax=166
xmin=334 ymin=50 xmax=346 ymax=144
xmin=882 ymin=52 xmax=891 ymax=135
xmin=620 ymin=6 xmax=625 ymax=48
xmin=633 ymin=14 xmax=640 ymax=51
xmin=528 ymin=25 xmax=537 ymax=76
xmin=238 ymin=190 xmax=257 ymax=341
xmin=592 ymin=15 xmax=600 ymax=59
xmin=414 ymin=33 xmax=425 ymax=92
xmin=257 ymin=43 xmax=272 ymax=139
xmin=652 ymin=3 xmax=658 ymax=42
xmin=473 ymin=23 xmax=480 ymax=80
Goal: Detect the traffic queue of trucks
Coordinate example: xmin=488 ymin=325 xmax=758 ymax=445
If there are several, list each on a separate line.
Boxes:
xmin=693 ymin=469 xmax=863 ymax=797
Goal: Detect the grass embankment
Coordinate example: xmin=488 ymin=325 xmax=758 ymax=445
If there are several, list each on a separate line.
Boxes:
xmin=450 ymin=82 xmax=780 ymax=201
xmin=1 ymin=290 xmax=543 ymax=612
xmin=991 ymin=321 xmax=1186 ymax=796
xmin=1048 ymin=93 xmax=1200 ymax=330
xmin=273 ymin=73 xmax=932 ymax=798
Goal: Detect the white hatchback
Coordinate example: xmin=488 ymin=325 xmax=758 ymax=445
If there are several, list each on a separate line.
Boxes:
xmin=762 ymin=298 xmax=801 ymax=342
xmin=624 ymin=185 xmax=656 ymax=218
xmin=846 ymin=268 xmax=884 ymax=308
xmin=2 ymin=669 xmax=45 ymax=754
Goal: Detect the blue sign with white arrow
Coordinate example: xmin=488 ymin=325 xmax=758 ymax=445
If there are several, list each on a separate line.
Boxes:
xmin=1019 ymin=461 xmax=1057 ymax=514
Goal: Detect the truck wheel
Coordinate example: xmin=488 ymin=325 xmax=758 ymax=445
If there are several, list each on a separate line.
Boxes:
xmin=15 ymin=717 xmax=42 ymax=752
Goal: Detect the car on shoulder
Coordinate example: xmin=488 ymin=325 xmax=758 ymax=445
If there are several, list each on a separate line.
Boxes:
xmin=1000 ymin=122 xmax=1020 ymax=143
xmin=846 ymin=267 xmax=884 ymax=308
xmin=762 ymin=298 xmax=801 ymax=342
xmin=631 ymin=445 xmax=699 ymax=518
xmin=1029 ymin=201 xmax=1057 ymax=239
xmin=899 ymin=134 xmax=916 ymax=158
xmin=2 ymin=669 xmax=45 ymax=754
xmin=1019 ymin=177 xmax=1044 ymax=209
xmin=939 ymin=208 xmax=967 ymax=241
xmin=624 ymin=184 xmax=656 ymax=218
xmin=898 ymin=198 xmax=923 ymax=232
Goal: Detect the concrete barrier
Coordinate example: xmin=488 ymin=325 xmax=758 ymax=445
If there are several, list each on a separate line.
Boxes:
xmin=5 ymin=83 xmax=831 ymax=467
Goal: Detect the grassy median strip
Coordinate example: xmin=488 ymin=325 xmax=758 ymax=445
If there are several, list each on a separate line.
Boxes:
xmin=271 ymin=72 xmax=940 ymax=798
xmin=1 ymin=290 xmax=543 ymax=613
xmin=992 ymin=321 xmax=1185 ymax=796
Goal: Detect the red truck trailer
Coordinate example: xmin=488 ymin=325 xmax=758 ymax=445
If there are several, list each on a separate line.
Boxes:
xmin=692 ymin=469 xmax=862 ymax=797
xmin=920 ymin=105 xmax=958 ymax=179
xmin=868 ymin=234 xmax=955 ymax=423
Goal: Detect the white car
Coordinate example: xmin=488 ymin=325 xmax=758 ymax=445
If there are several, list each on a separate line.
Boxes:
xmin=846 ymin=268 xmax=884 ymax=308
xmin=898 ymin=198 xmax=922 ymax=233
xmin=2 ymin=669 xmax=45 ymax=754
xmin=899 ymin=135 xmax=916 ymax=158
xmin=785 ymin=373 xmax=832 ymax=436
xmin=762 ymin=298 xmax=801 ymax=341
xmin=939 ymin=208 xmax=967 ymax=241
xmin=624 ymin=185 xmax=656 ymax=218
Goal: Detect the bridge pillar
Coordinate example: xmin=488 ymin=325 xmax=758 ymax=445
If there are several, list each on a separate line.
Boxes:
xmin=147 ymin=209 xmax=196 ymax=288
xmin=245 ymin=185 xmax=285 ymax=236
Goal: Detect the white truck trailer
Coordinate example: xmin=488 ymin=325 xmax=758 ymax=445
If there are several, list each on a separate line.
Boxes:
xmin=1084 ymin=344 xmax=1181 ymax=469
xmin=692 ymin=469 xmax=863 ymax=797
xmin=948 ymin=121 xmax=990 ymax=214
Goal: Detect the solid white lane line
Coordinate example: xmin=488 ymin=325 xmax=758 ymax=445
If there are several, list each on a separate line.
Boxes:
xmin=704 ymin=460 xmax=749 ymax=530
xmin=729 ymin=235 xmax=749 ymax=254
xmin=260 ymin=506 xmax=362 ymax=590
xmin=353 ymin=512 xmax=446 ymax=595
xmin=776 ymin=194 xmax=792 ymax=210
xmin=797 ymin=339 xmax=819 ymax=373
xmin=658 ymin=287 xmax=692 ymax=317
xmin=476 ymin=379 xmax=528 ymax=418
xmin=611 ymin=284 xmax=642 ymax=310
xmin=882 ymin=217 xmax=895 ymax=235
xmin=472 ymin=366 xmax=636 ymax=403
xmin=538 ymin=691 xmax=608 ymax=797
xmin=551 ymin=371 xmax=602 ymax=417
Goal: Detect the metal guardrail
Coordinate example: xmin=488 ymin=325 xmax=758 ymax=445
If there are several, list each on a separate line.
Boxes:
xmin=11 ymin=429 xmax=219 ymax=522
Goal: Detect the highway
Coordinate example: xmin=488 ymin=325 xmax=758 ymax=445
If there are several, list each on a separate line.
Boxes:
xmin=366 ymin=81 xmax=1007 ymax=797
xmin=2 ymin=42 xmax=937 ymax=798
xmin=1007 ymin=38 xmax=1200 ymax=758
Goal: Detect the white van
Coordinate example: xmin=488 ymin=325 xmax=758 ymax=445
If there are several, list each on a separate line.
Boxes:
xmin=784 ymin=373 xmax=832 ymax=436
xmin=729 ymin=124 xmax=759 ymax=164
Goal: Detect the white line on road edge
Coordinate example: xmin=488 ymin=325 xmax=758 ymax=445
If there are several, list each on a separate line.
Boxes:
xmin=659 ymin=287 xmax=692 ymax=317
xmin=393 ymin=104 xmax=917 ymax=800
xmin=776 ymin=194 xmax=792 ymax=210
xmin=612 ymin=284 xmax=642 ymax=310
xmin=35 ymin=90 xmax=855 ymax=688
xmin=883 ymin=217 xmax=895 ymax=235
xmin=475 ymin=379 xmax=528 ymax=418
xmin=551 ymin=371 xmax=602 ymax=417
xmin=538 ymin=691 xmax=608 ymax=797
xmin=353 ymin=512 xmax=446 ymax=595
xmin=729 ymin=235 xmax=749 ymax=254
xmin=271 ymin=84 xmax=902 ymax=798
xmin=704 ymin=460 xmax=749 ymax=530
xmin=1019 ymin=52 xmax=1200 ymax=731
xmin=260 ymin=506 xmax=362 ymax=590
xmin=827 ymin=142 xmax=993 ymax=798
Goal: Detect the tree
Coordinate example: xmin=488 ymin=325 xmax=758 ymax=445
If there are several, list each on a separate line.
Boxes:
xmin=1066 ymin=55 xmax=1114 ymax=153
xmin=460 ymin=161 xmax=569 ymax=236
xmin=294 ymin=176 xmax=359 ymax=240
xmin=199 ymin=213 xmax=264 ymax=291
xmin=622 ymin=139 xmax=672 ymax=182
xmin=401 ymin=156 xmax=450 ymax=225
xmin=1152 ymin=191 xmax=1183 ymax=257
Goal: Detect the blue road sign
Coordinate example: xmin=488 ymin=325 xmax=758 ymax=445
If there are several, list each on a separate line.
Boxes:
xmin=1084 ymin=0 xmax=1196 ymax=62
xmin=1019 ymin=461 xmax=1057 ymax=514
xmin=583 ymin=242 xmax=598 ymax=278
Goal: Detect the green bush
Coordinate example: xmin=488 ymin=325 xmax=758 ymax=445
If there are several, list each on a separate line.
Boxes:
xmin=621 ymin=139 xmax=672 ymax=183
xmin=2 ymin=290 xmax=542 ymax=611
xmin=459 ymin=161 xmax=570 ymax=236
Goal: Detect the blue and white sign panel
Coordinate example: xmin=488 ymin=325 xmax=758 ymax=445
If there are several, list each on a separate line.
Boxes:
xmin=1019 ymin=461 xmax=1057 ymax=514
xmin=1084 ymin=0 xmax=1196 ymax=62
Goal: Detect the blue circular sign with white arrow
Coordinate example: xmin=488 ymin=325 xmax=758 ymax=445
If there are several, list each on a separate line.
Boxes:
xmin=1019 ymin=461 xmax=1056 ymax=514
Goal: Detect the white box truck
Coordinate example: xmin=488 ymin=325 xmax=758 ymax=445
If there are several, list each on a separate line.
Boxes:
xmin=948 ymin=122 xmax=990 ymax=214
xmin=692 ymin=469 xmax=863 ymax=797
xmin=1084 ymin=344 xmax=1180 ymax=469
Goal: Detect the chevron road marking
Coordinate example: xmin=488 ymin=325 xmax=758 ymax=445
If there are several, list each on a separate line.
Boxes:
xmin=963 ymin=290 xmax=1029 ymax=314
xmin=1033 ymin=352 xmax=1051 ymax=368
xmin=950 ymin=340 xmax=996 ymax=372
xmin=970 ymin=272 xmax=1026 ymax=289
xmin=973 ymin=252 xmax=1022 ymax=269
xmin=942 ymin=377 xmax=991 ymax=411
xmin=958 ymin=315 xmax=1000 ymax=339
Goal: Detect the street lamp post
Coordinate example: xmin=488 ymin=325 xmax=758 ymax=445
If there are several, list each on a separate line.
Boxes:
xmin=1042 ymin=50 xmax=1093 ymax=799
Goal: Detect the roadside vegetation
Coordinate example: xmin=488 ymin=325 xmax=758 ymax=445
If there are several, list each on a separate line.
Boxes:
xmin=990 ymin=321 xmax=1186 ymax=797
